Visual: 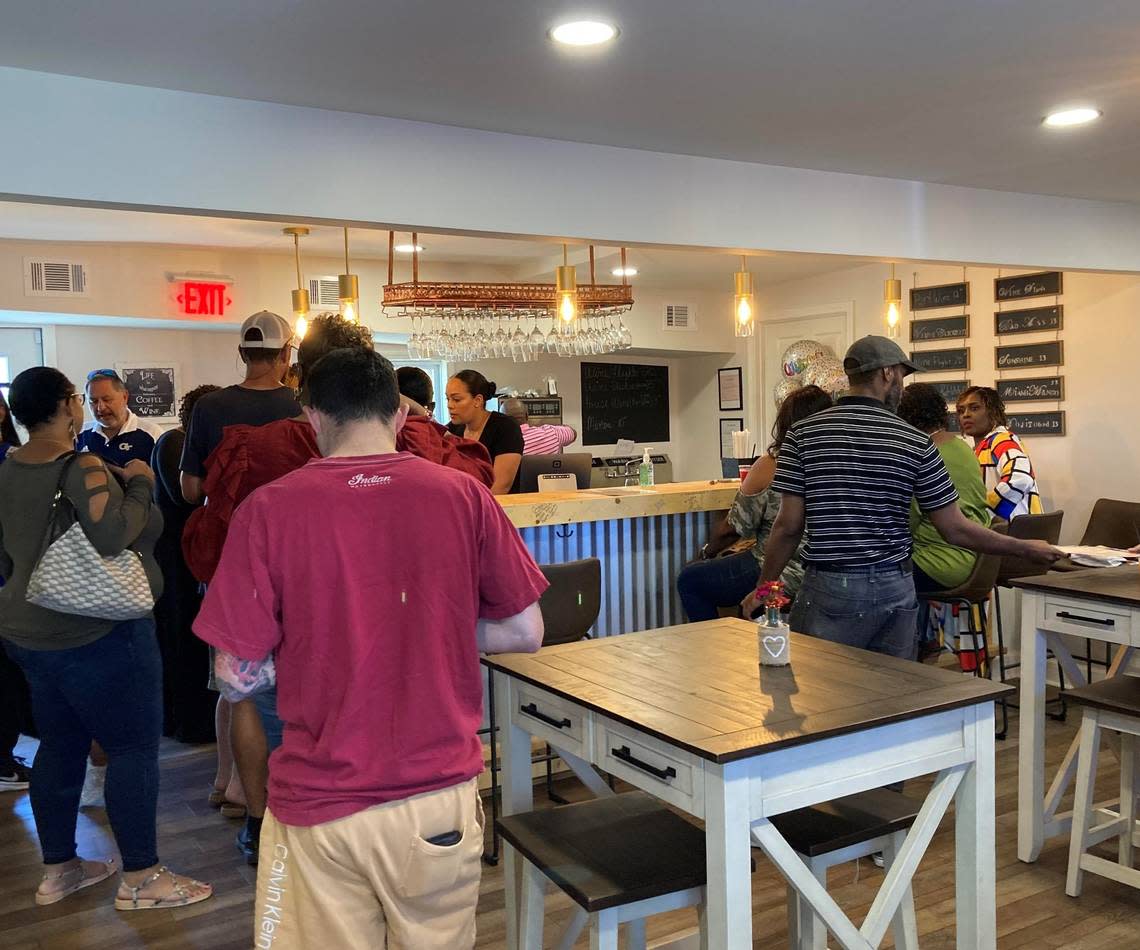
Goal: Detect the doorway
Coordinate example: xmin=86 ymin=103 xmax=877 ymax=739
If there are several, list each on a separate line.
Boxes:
xmin=0 ymin=327 xmax=46 ymax=442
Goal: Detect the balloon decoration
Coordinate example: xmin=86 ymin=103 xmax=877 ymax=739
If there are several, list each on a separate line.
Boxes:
xmin=801 ymin=355 xmax=843 ymax=389
xmin=781 ymin=340 xmax=830 ymax=378
xmin=775 ymin=339 xmax=848 ymax=405
xmin=772 ymin=377 xmax=800 ymax=408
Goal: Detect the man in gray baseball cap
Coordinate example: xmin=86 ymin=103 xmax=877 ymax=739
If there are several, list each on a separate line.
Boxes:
xmin=841 ymin=335 xmax=920 ymax=411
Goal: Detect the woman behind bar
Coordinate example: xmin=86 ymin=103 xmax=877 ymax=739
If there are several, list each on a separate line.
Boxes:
xmin=446 ymin=369 xmax=524 ymax=494
xmin=677 ymin=385 xmax=832 ymax=622
xmin=956 ymin=385 xmax=1043 ymax=521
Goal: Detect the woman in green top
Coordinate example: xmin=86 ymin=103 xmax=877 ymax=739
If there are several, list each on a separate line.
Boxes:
xmin=897 ymin=383 xmax=991 ymax=591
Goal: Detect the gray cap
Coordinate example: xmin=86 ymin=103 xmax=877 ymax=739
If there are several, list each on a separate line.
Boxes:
xmin=843 ymin=335 xmax=920 ymax=377
xmin=240 ymin=310 xmax=295 ymax=349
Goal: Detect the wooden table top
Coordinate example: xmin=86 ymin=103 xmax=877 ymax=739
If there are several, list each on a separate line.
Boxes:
xmin=497 ymin=480 xmax=738 ymax=529
xmin=484 ymin=619 xmax=1011 ymax=764
xmin=1010 ymin=565 xmax=1140 ymax=608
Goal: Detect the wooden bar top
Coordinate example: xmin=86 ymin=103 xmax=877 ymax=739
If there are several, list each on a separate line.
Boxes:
xmin=1010 ymin=565 xmax=1140 ymax=608
xmin=498 ymin=479 xmax=739 ymax=528
xmin=484 ymin=619 xmax=1011 ymax=763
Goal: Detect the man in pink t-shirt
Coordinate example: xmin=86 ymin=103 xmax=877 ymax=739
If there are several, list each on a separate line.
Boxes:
xmin=194 ymin=348 xmax=546 ymax=950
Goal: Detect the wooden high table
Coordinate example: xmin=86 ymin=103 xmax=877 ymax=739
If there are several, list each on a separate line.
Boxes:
xmin=1011 ymin=566 xmax=1140 ymax=863
xmin=486 ymin=619 xmax=1011 ymax=949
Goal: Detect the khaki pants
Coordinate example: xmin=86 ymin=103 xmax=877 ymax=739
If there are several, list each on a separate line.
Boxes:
xmin=253 ymin=778 xmax=484 ymax=950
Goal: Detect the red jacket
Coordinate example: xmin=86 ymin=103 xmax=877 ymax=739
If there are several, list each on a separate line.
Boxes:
xmin=182 ymin=416 xmax=493 ymax=583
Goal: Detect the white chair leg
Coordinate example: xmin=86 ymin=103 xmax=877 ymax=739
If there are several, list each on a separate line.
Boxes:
xmin=1067 ymin=711 xmax=1101 ymax=897
xmin=626 ymin=917 xmax=647 ymax=950
xmin=786 ymin=878 xmax=802 ymax=949
xmin=697 ymin=888 xmax=710 ymax=950
xmin=883 ymin=831 xmax=919 ymax=950
xmin=797 ymin=857 xmax=829 ymax=950
xmin=591 ymin=907 xmax=619 ymax=950
xmin=1120 ymin=732 xmax=1136 ymax=870
xmin=554 ymin=907 xmax=590 ymax=950
xmin=520 ymin=860 xmax=546 ymax=949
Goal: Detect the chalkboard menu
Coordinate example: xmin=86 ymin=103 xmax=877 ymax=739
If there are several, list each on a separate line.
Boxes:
xmin=910 ymin=282 xmax=969 ymax=311
xmin=909 ymin=348 xmax=970 ymax=372
xmin=997 ymin=376 xmax=1064 ymax=403
xmin=119 ymin=365 xmax=177 ymax=419
xmin=995 ymin=305 xmax=1063 ymax=335
xmin=913 ymin=379 xmax=970 ymax=404
xmin=995 ymin=341 xmax=1063 ymax=369
xmin=581 ymin=362 xmax=670 ymax=446
xmin=910 ymin=315 xmax=969 ymax=342
xmin=995 ymin=271 xmax=1062 ymax=301
xmin=1008 ymin=411 xmax=1066 ymax=437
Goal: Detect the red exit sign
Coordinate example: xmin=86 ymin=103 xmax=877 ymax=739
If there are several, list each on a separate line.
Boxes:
xmin=176 ymin=281 xmax=233 ymax=316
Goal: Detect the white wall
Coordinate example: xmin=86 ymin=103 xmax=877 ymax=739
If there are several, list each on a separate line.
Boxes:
xmin=757 ymin=263 xmax=1140 ymax=542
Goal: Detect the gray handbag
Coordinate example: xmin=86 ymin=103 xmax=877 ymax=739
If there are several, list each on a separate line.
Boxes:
xmin=26 ymin=453 xmax=155 ymax=620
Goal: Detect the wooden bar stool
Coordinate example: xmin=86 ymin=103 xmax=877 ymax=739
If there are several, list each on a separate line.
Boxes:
xmin=767 ymin=790 xmax=922 ymax=950
xmin=497 ymin=792 xmax=708 ymax=950
xmin=1066 ymin=676 xmax=1140 ymax=898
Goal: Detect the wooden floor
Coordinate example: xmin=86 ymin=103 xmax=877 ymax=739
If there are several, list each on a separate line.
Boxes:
xmin=2 ymin=707 xmax=1139 ymax=949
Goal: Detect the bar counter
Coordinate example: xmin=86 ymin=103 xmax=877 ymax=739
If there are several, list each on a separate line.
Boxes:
xmin=498 ymin=480 xmax=738 ymax=636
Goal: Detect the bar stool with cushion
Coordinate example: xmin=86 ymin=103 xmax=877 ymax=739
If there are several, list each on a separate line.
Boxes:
xmin=498 ymin=791 xmax=708 ymax=950
xmin=1065 ymin=676 xmax=1140 ymax=898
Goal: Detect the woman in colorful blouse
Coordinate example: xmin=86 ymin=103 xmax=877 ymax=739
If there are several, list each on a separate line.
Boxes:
xmin=676 ymin=385 xmax=832 ymax=622
xmin=956 ymin=386 xmax=1043 ymax=520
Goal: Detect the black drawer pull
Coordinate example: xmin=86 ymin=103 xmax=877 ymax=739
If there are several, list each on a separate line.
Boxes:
xmin=520 ymin=703 xmax=571 ymax=729
xmin=1056 ymin=611 xmax=1115 ymax=627
xmin=612 ymin=745 xmax=677 ymax=781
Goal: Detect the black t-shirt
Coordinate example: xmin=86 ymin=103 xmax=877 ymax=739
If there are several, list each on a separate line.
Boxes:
xmin=179 ymin=385 xmax=301 ymax=477
xmin=448 ymin=411 xmax=524 ymax=493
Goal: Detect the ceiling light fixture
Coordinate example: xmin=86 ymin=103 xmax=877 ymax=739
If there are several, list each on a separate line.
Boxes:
xmin=883 ymin=262 xmax=902 ymax=339
xmin=283 ymin=226 xmax=310 ymax=339
xmin=733 ymin=255 xmax=755 ymax=338
xmin=339 ymin=227 xmax=360 ymax=324
xmin=1043 ymin=107 xmax=1101 ymax=128
xmin=550 ymin=20 xmax=618 ymax=46
xmin=612 ymin=266 xmax=638 ymax=277
xmin=555 ymin=244 xmax=578 ymax=324
xmin=394 ymin=243 xmax=424 ymax=253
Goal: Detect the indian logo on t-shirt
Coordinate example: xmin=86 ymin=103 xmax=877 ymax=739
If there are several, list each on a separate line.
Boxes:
xmin=347 ymin=473 xmax=392 ymax=488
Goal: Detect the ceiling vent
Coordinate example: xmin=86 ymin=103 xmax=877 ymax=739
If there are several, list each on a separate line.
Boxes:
xmin=663 ymin=303 xmax=696 ymax=331
xmin=24 ymin=257 xmax=89 ymax=297
xmin=308 ymin=277 xmax=342 ymax=308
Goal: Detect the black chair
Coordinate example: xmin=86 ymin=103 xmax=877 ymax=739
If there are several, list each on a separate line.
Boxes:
xmin=483 ymin=557 xmax=602 ymax=864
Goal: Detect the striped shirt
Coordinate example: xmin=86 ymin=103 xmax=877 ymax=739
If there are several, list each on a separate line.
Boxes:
xmin=771 ymin=396 xmax=958 ymax=568
xmin=520 ymin=423 xmax=577 ymax=456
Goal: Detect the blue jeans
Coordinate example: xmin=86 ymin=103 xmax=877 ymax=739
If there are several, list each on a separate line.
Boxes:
xmin=252 ymin=685 xmax=284 ymax=755
xmin=677 ymin=551 xmax=761 ymax=622
xmin=790 ymin=567 xmax=920 ymax=660
xmin=4 ymin=618 xmax=162 ymax=870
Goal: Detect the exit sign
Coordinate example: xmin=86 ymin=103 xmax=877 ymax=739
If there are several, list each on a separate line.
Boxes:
xmin=176 ymin=281 xmax=233 ymax=316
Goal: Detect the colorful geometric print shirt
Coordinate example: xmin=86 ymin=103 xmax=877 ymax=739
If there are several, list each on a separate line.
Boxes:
xmin=973 ymin=426 xmax=1043 ymax=521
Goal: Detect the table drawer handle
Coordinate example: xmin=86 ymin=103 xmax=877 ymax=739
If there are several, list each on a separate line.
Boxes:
xmin=612 ymin=745 xmax=677 ymax=781
xmin=1056 ymin=611 xmax=1115 ymax=627
xmin=519 ymin=703 xmax=571 ymax=730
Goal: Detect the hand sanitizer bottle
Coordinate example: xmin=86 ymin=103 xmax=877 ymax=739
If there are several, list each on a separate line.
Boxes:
xmin=638 ymin=448 xmax=655 ymax=488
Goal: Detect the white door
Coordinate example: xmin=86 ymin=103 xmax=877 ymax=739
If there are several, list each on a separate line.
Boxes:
xmin=759 ymin=304 xmax=853 ymax=445
xmin=0 ymin=327 xmax=45 ymax=442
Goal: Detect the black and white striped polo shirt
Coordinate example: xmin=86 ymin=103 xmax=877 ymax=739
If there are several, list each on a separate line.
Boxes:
xmin=771 ymin=396 xmax=958 ymax=568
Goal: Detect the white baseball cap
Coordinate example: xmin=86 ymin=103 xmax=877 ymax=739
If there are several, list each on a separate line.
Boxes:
xmin=240 ymin=310 xmax=295 ymax=349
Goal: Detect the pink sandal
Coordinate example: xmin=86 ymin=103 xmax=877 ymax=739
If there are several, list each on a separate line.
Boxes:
xmin=36 ymin=858 xmax=118 ymax=906
xmin=115 ymin=866 xmax=213 ymax=912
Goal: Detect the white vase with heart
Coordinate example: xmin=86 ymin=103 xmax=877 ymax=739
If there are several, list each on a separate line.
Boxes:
xmin=758 ymin=614 xmax=791 ymax=667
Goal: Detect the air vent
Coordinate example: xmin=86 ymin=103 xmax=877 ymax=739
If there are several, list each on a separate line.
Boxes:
xmin=663 ymin=303 xmax=695 ymax=331
xmin=308 ymin=277 xmax=342 ymax=308
xmin=24 ymin=258 xmax=89 ymax=297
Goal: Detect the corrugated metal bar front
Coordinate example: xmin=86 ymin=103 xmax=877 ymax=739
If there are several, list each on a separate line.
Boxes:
xmin=519 ymin=512 xmax=714 ymax=637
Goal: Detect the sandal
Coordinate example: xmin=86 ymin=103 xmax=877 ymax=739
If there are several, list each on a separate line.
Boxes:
xmin=207 ymin=788 xmax=227 ymax=807
xmin=36 ymin=857 xmax=118 ymax=906
xmin=115 ymin=866 xmax=213 ymax=912
xmin=219 ymin=801 xmax=247 ymax=819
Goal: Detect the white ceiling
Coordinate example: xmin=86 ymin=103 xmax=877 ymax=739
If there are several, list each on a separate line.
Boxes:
xmin=2 ymin=1 xmax=1138 ymax=202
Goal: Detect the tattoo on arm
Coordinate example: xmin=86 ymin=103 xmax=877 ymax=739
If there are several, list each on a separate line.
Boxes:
xmin=214 ymin=650 xmax=276 ymax=703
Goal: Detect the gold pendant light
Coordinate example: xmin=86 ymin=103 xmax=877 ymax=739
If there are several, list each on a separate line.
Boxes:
xmin=283 ymin=227 xmax=311 ymax=339
xmin=734 ymin=255 xmax=755 ymax=337
xmin=555 ymin=244 xmax=578 ymax=325
xmin=883 ymin=263 xmax=902 ymax=339
xmin=339 ymin=227 xmax=360 ymax=323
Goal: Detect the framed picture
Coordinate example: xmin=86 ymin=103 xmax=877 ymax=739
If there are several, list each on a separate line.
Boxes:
xmin=115 ymin=363 xmax=179 ymax=423
xmin=719 ymin=417 xmax=745 ymax=459
xmin=718 ymin=367 xmax=743 ymax=411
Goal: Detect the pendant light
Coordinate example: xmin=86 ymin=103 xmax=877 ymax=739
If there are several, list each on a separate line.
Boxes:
xmin=339 ymin=227 xmax=360 ymax=323
xmin=883 ymin=263 xmax=902 ymax=339
xmin=283 ymin=226 xmax=310 ymax=339
xmin=555 ymin=244 xmax=578 ymax=325
xmin=733 ymin=255 xmax=755 ymax=337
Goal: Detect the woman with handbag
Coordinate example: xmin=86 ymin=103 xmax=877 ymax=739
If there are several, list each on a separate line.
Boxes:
xmin=0 ymin=367 xmax=212 ymax=910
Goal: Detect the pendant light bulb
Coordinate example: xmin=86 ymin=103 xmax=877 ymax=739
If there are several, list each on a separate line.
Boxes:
xmin=284 ymin=226 xmax=311 ymax=335
xmin=294 ymin=314 xmax=308 ymax=340
xmin=555 ymin=246 xmax=578 ymax=325
xmin=883 ymin=263 xmax=903 ymax=340
xmin=338 ymin=227 xmax=360 ymax=324
xmin=733 ymin=257 xmax=755 ymax=338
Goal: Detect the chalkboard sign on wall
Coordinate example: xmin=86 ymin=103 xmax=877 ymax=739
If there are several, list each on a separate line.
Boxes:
xmin=581 ymin=362 xmax=670 ymax=446
xmin=909 ymin=348 xmax=970 ymax=372
xmin=117 ymin=364 xmax=178 ymax=420
xmin=996 ymin=341 xmax=1064 ymax=369
xmin=995 ymin=271 xmax=1062 ymax=301
xmin=910 ymin=282 xmax=969 ymax=311
xmin=1008 ymin=411 xmax=1066 ymax=437
xmin=913 ymin=380 xmax=970 ymax=404
xmin=910 ymin=315 xmax=969 ymax=342
xmin=995 ymin=305 xmax=1063 ymax=335
xmin=997 ymin=376 xmax=1064 ymax=403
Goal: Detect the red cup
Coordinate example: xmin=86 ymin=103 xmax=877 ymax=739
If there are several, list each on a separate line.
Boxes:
xmin=738 ymin=464 xmax=752 ymax=480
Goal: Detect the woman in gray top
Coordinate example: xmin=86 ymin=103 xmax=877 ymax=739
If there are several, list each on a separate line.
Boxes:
xmin=0 ymin=367 xmax=212 ymax=911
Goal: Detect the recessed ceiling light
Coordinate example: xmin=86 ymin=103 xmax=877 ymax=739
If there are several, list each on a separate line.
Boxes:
xmin=394 ymin=243 xmax=424 ymax=253
xmin=1043 ymin=107 xmax=1101 ymax=128
xmin=550 ymin=20 xmax=618 ymax=46
xmin=611 ymin=266 xmax=638 ymax=277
